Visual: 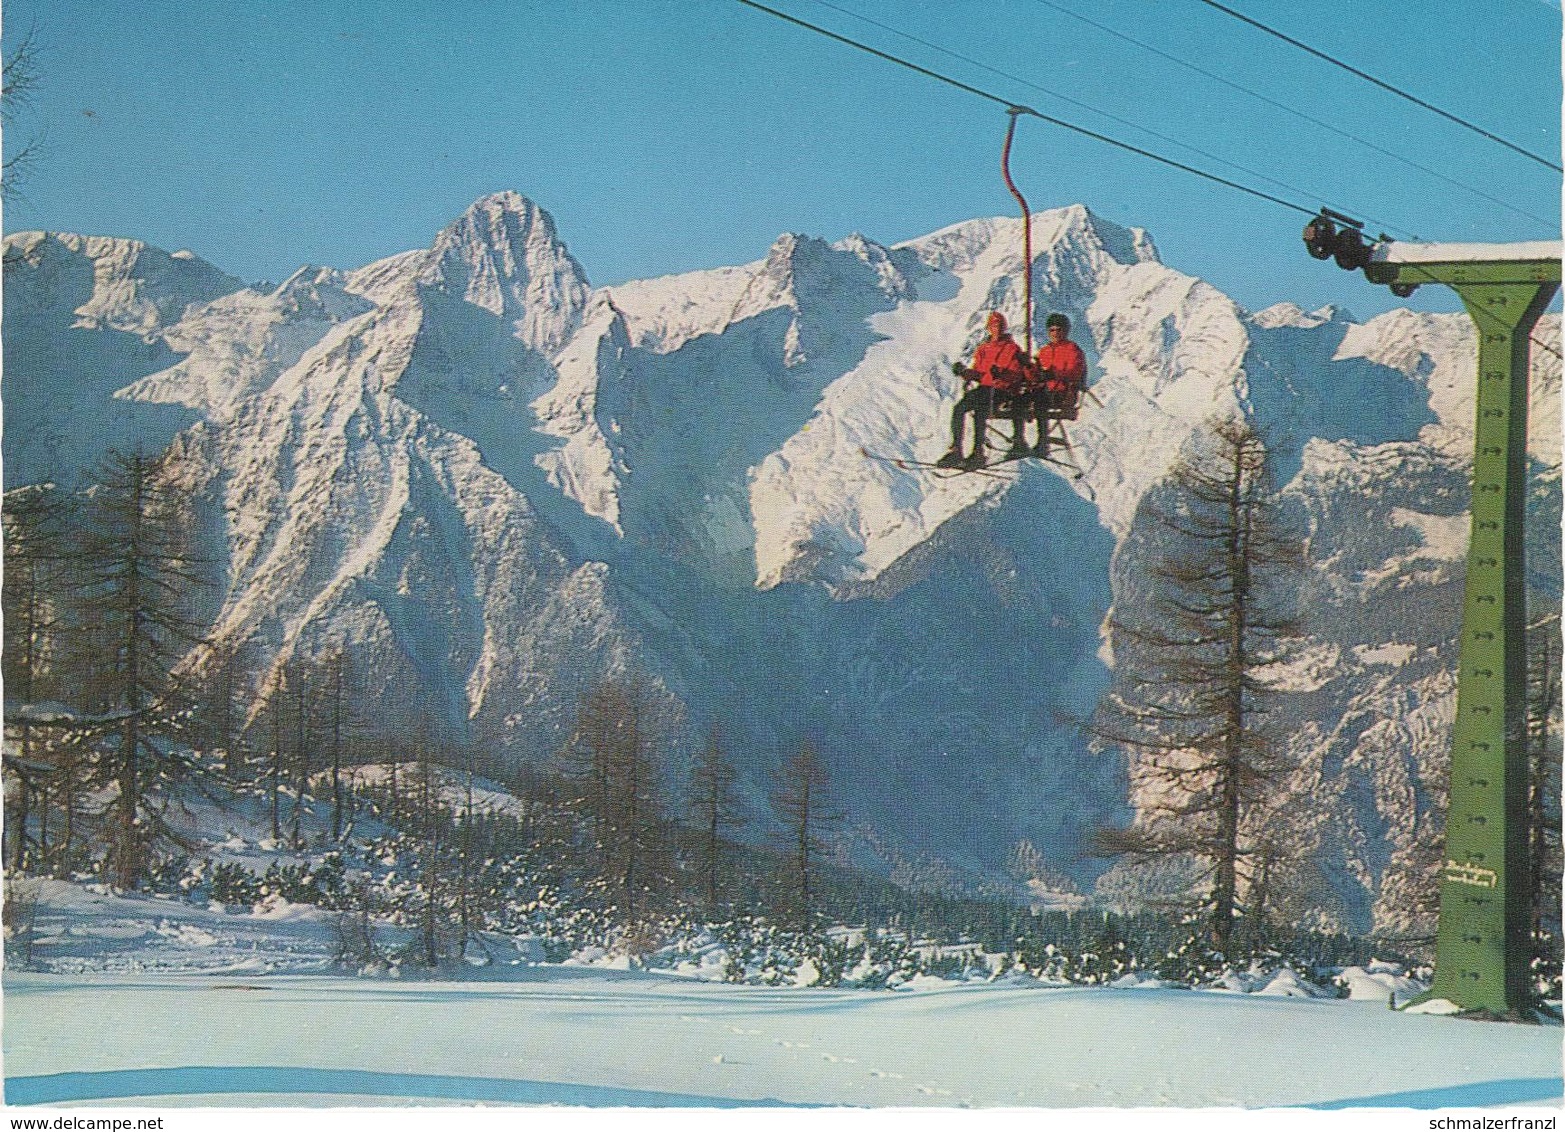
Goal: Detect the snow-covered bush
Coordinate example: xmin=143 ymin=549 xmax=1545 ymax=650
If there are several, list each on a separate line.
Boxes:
xmin=807 ymin=934 xmax=853 ymax=987
xmin=207 ymin=861 xmax=264 ymax=907
xmin=199 ymin=855 xmax=349 ymax=911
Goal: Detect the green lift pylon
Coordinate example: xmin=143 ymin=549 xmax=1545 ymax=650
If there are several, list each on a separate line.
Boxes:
xmin=1356 ymin=239 xmax=1560 ymax=1015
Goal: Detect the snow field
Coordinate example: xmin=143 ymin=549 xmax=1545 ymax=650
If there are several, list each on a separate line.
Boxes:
xmin=5 ymin=971 xmax=1559 ymax=1110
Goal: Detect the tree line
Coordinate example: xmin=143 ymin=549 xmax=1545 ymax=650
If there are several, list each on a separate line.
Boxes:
xmin=0 ymin=445 xmax=846 ymax=946
xmin=3 ymin=421 xmax=1558 ymax=990
xmin=4 ymin=450 xmax=211 ymax=888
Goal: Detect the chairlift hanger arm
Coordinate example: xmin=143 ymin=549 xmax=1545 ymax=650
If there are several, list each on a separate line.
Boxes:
xmin=1001 ymin=108 xmax=1034 ymax=356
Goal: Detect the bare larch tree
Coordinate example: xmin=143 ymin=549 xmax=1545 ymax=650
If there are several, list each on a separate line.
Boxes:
xmin=1093 ymin=417 xmax=1303 ymax=955
xmin=687 ymin=723 xmax=744 ymax=913
xmin=771 ymin=739 xmax=838 ymax=934
xmin=76 ymin=449 xmax=210 ymax=889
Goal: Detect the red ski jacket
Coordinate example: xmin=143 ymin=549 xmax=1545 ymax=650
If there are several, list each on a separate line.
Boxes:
xmin=1034 ymin=340 xmax=1087 ymax=393
xmin=969 ymin=336 xmax=1028 ymax=391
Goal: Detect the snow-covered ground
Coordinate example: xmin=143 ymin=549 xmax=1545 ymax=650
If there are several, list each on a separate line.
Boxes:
xmin=1 ymin=881 xmax=1559 ymax=1132
xmin=2 ymin=809 xmax=1560 ymax=1115
xmin=5 ymin=951 xmax=1560 ymax=1110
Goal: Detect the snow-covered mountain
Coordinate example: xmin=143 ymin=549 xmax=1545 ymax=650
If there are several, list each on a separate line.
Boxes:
xmin=2 ymin=232 xmax=245 ymax=487
xmin=5 ymin=191 xmax=1558 ymax=933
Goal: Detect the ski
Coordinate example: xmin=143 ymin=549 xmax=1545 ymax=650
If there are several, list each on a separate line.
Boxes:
xmin=859 ymin=447 xmax=1019 ymax=480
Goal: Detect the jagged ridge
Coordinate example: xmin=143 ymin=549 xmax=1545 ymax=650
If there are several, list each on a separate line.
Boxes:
xmin=5 ymin=193 xmax=1558 ymax=932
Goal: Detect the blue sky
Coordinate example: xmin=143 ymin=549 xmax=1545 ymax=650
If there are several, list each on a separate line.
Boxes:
xmin=4 ymin=0 xmax=1559 ymax=319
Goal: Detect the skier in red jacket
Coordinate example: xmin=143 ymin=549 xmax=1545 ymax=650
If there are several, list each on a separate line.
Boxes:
xmin=937 ymin=311 xmax=1030 ymax=469
xmin=1028 ymin=312 xmax=1088 ymax=456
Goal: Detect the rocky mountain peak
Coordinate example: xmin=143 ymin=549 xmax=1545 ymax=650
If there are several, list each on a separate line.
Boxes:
xmin=420 ymin=190 xmax=591 ymax=354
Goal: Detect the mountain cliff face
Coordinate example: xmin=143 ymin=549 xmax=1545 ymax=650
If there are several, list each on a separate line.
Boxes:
xmin=5 ymin=192 xmax=1558 ymax=932
xmin=2 ymin=232 xmax=245 ymax=487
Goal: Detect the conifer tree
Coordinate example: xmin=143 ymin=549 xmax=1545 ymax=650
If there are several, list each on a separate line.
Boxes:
xmin=415 ymin=739 xmax=444 ymax=967
xmin=562 ymin=680 xmax=622 ymax=843
xmin=1092 ymin=417 xmax=1303 ymax=955
xmin=262 ymin=679 xmax=286 ymax=844
xmin=771 ymin=739 xmax=838 ymax=934
xmin=74 ymin=449 xmax=211 ymax=889
xmin=688 ymin=724 xmax=744 ymax=913
xmin=322 ymin=650 xmax=356 ymax=841
xmin=199 ymin=661 xmax=241 ymax=780
xmin=289 ymin=661 xmax=310 ymax=849
xmin=563 ymin=675 xmax=669 ymax=922
xmin=2 ymin=486 xmax=69 ymax=873
xmin=457 ymin=749 xmax=476 ymax=948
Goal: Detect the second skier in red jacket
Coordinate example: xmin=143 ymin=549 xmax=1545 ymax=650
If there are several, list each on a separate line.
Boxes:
xmin=1028 ymin=313 xmax=1087 ymax=456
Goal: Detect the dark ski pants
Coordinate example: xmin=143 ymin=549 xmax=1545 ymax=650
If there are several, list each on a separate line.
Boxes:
xmin=951 ymin=386 xmax=1026 ymax=455
xmin=1029 ymin=388 xmax=1080 ymax=439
